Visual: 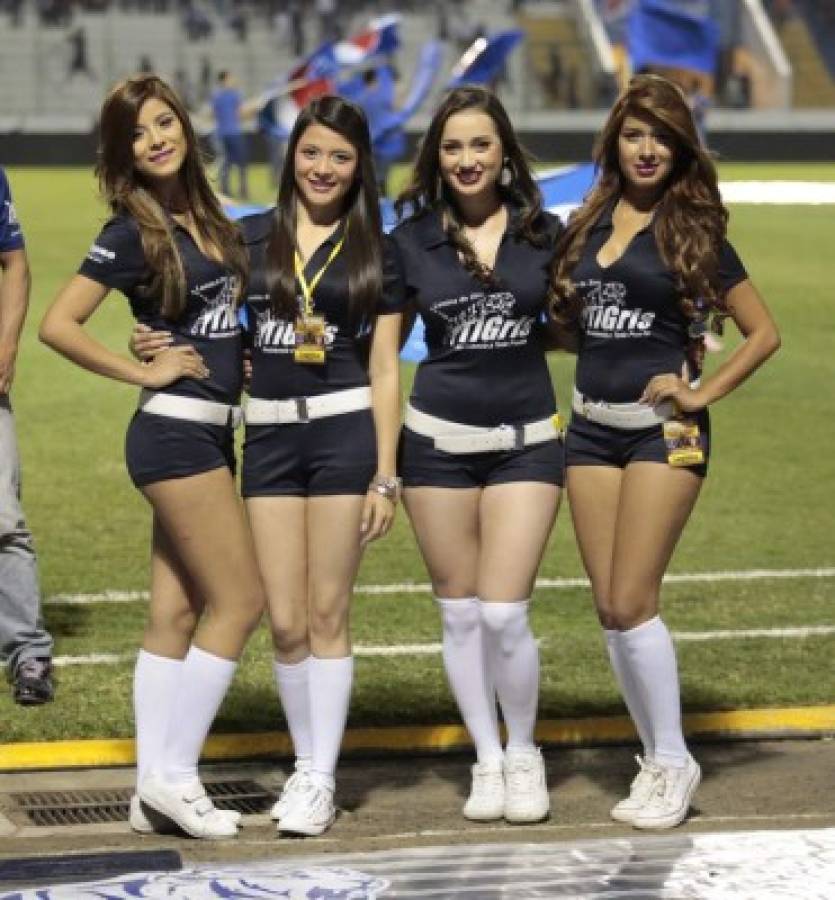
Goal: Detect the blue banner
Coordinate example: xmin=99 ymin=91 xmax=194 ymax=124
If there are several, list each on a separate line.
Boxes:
xmin=627 ymin=0 xmax=718 ymax=75
xmin=447 ymin=31 xmax=524 ymax=87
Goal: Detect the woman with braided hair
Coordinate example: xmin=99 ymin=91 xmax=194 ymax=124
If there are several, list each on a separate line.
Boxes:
xmin=550 ymin=73 xmax=780 ymax=829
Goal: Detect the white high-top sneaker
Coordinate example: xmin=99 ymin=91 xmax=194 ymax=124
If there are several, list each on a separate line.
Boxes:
xmin=610 ymin=755 xmax=664 ymax=824
xmin=462 ymin=758 xmax=505 ymax=821
xmin=503 ymin=747 xmax=550 ymax=824
xmin=631 ymin=754 xmax=701 ymax=830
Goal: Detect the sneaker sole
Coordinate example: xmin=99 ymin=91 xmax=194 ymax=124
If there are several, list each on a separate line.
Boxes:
xmin=277 ymin=815 xmax=335 ymax=837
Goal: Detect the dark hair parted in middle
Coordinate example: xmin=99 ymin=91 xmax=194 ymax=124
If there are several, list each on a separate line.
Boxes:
xmin=395 ymin=86 xmax=547 ymax=287
xmin=265 ymin=95 xmax=383 ymax=326
xmin=97 ymin=74 xmax=248 ymax=319
xmin=549 ymin=74 xmax=730 ymax=334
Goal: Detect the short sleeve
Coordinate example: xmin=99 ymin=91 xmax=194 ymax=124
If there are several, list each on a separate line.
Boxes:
xmin=719 ymin=239 xmax=748 ymax=295
xmin=0 ymin=169 xmax=24 ymax=252
xmin=378 ymin=236 xmax=408 ymax=315
xmin=78 ymin=216 xmax=148 ymax=294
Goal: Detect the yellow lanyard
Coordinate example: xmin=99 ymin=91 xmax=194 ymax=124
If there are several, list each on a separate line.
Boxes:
xmin=294 ymin=238 xmax=344 ymax=318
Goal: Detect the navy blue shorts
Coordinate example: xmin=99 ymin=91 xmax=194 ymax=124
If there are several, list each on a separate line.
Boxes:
xmin=221 ymin=134 xmax=248 ymax=166
xmin=125 ymin=411 xmax=236 ymax=488
xmin=399 ymin=426 xmax=565 ymax=489
xmin=565 ymin=410 xmax=710 ymax=478
xmin=242 ymin=408 xmax=377 ymax=497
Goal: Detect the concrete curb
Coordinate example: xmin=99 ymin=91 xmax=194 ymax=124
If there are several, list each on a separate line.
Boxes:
xmin=2 ymin=705 xmax=834 ymax=771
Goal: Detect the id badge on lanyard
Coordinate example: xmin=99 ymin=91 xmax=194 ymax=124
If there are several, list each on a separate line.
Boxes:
xmin=293 ymin=237 xmax=343 ymax=365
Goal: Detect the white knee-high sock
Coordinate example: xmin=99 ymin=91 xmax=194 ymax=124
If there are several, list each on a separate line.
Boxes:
xmin=134 ymin=649 xmax=184 ymax=788
xmin=160 ymin=645 xmax=238 ymax=784
xmin=618 ymin=616 xmax=688 ymax=767
xmin=479 ymin=599 xmax=539 ymax=751
xmin=308 ymin=655 xmax=353 ymax=790
xmin=604 ymin=630 xmax=654 ymax=760
xmin=437 ymin=598 xmax=503 ymax=765
xmin=273 ymin=657 xmax=313 ymax=767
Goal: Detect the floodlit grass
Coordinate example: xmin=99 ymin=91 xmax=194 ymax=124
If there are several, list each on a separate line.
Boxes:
xmin=1 ymin=163 xmax=834 ymax=742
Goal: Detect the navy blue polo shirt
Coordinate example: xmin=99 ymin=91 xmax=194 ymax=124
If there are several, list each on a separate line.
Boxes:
xmin=78 ymin=214 xmax=243 ymax=404
xmin=571 ymin=203 xmax=748 ymax=403
xmin=239 ymin=210 xmax=406 ymax=400
xmin=391 ymin=206 xmax=562 ymax=428
xmin=0 ymin=167 xmax=24 ymax=251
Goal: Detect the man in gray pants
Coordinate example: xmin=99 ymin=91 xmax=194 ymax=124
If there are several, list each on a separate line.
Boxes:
xmin=0 ymin=166 xmax=53 ymax=705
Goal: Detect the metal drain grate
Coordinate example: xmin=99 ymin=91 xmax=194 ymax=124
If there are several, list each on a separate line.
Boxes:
xmin=10 ymin=780 xmax=273 ymax=826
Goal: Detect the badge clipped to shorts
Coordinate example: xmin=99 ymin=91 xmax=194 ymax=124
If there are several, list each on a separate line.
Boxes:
xmin=662 ymin=418 xmax=705 ymax=467
xmin=294 ymin=314 xmax=327 ymax=365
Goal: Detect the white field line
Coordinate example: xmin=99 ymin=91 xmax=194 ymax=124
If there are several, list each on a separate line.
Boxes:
xmin=44 ymin=566 xmax=835 ymax=605
xmin=52 ymin=625 xmax=835 ymax=667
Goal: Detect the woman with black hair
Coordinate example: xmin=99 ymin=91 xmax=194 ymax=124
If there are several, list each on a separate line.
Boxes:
xmin=40 ymin=75 xmax=264 ymax=840
xmin=239 ymin=96 xmax=404 ymax=836
xmin=390 ymin=86 xmax=565 ymax=824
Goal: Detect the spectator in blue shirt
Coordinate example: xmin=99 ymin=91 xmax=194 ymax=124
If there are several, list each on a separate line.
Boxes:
xmin=0 ymin=166 xmax=54 ymax=706
xmin=211 ymin=70 xmax=249 ymax=200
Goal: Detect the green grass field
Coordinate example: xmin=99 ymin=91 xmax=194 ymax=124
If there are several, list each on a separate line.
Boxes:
xmin=2 ymin=162 xmax=834 ymax=743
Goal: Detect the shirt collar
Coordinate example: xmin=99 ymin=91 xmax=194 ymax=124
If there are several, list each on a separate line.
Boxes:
xmin=409 ymin=202 xmax=522 ymax=249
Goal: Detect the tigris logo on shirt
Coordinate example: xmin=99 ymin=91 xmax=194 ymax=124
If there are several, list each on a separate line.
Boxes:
xmin=251 ymin=298 xmax=338 ymax=353
xmin=433 ymin=291 xmax=535 ymax=350
xmin=190 ymin=276 xmax=240 ymax=337
xmin=578 ymin=279 xmax=656 ymax=339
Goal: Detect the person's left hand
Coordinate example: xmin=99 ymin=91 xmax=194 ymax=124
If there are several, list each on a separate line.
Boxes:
xmin=360 ymin=491 xmax=396 ymax=547
xmin=640 ymin=372 xmax=706 ymax=413
xmin=0 ymin=344 xmax=16 ymax=394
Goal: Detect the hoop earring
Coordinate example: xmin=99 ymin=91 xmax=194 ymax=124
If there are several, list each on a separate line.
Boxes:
xmin=499 ymin=158 xmax=513 ymax=188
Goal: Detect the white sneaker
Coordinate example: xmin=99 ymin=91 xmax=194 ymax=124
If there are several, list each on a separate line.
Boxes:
xmin=270 ymin=764 xmax=313 ymax=822
xmin=129 ymin=794 xmax=241 ymax=834
xmin=631 ymin=754 xmax=701 ymax=830
xmin=503 ymin=747 xmax=550 ymax=824
xmin=610 ymin=756 xmax=664 ymax=824
xmin=462 ymin=759 xmax=505 ymax=821
xmin=139 ymin=773 xmax=239 ymax=839
xmin=277 ymin=782 xmax=336 ymax=836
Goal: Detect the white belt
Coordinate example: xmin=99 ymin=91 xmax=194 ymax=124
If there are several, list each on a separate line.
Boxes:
xmin=139 ymin=389 xmax=242 ymax=428
xmin=244 ymin=386 xmax=372 ymax=425
xmin=572 ymin=386 xmax=674 ymax=430
xmin=405 ymin=404 xmax=559 ymax=454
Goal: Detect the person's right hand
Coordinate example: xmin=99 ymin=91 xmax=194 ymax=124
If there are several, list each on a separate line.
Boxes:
xmin=130 ymin=323 xmax=173 ymax=361
xmin=140 ymin=345 xmax=209 ymax=389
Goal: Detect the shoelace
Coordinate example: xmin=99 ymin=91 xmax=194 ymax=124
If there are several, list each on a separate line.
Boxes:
xmin=17 ymin=659 xmax=49 ymax=679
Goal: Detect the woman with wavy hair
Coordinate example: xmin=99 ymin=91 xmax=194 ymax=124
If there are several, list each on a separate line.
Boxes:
xmin=550 ymin=74 xmax=780 ymax=829
xmin=40 ymin=74 xmax=264 ymax=840
xmin=391 ymin=86 xmax=565 ymax=824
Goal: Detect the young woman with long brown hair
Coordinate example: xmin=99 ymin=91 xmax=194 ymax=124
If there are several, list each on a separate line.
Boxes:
xmin=40 ymin=74 xmax=264 ymax=840
xmin=550 ymin=74 xmax=780 ymax=829
xmin=391 ymin=86 xmax=565 ymax=824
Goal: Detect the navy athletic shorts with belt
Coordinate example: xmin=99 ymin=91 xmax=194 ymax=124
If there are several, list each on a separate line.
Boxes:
xmin=239 ymin=211 xmax=407 ymax=497
xmin=565 ymin=408 xmax=711 ymax=478
xmin=564 ymin=200 xmax=748 ymax=481
xmin=391 ymin=206 xmax=565 ymax=490
xmin=78 ymin=214 xmax=244 ymax=488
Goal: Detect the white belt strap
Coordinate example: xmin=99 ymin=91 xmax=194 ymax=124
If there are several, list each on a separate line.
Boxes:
xmin=405 ymin=404 xmax=558 ymax=454
xmin=572 ymin=386 xmax=674 ymax=430
xmin=244 ymin=386 xmax=372 ymax=425
xmin=139 ymin=389 xmax=242 ymax=428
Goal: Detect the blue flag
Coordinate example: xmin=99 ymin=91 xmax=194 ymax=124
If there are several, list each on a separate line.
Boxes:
xmin=447 ymin=31 xmax=524 ymax=87
xmin=627 ymin=0 xmax=718 ymax=75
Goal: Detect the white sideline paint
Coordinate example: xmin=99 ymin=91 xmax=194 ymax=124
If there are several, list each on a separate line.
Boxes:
xmin=52 ymin=625 xmax=835 ymax=667
xmin=720 ymin=180 xmax=835 ymax=205
xmin=43 ymin=566 xmax=835 ymax=605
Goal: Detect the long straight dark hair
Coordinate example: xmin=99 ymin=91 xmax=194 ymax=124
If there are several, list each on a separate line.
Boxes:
xmin=395 ymin=86 xmax=546 ymax=287
xmin=96 ymin=74 xmax=248 ymax=319
xmin=265 ymin=96 xmax=383 ymax=325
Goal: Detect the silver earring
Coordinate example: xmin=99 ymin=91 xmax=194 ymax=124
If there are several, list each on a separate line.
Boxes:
xmin=499 ymin=158 xmax=513 ymax=187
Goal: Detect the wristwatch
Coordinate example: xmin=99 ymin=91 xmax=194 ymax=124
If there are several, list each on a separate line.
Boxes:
xmin=369 ymin=474 xmax=402 ymax=502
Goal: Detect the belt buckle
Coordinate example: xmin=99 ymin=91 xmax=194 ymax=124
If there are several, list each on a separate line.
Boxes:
xmin=497 ymin=424 xmax=524 ymax=452
xmin=294 ymin=396 xmax=310 ymax=424
xmin=227 ymin=406 xmax=242 ymax=429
